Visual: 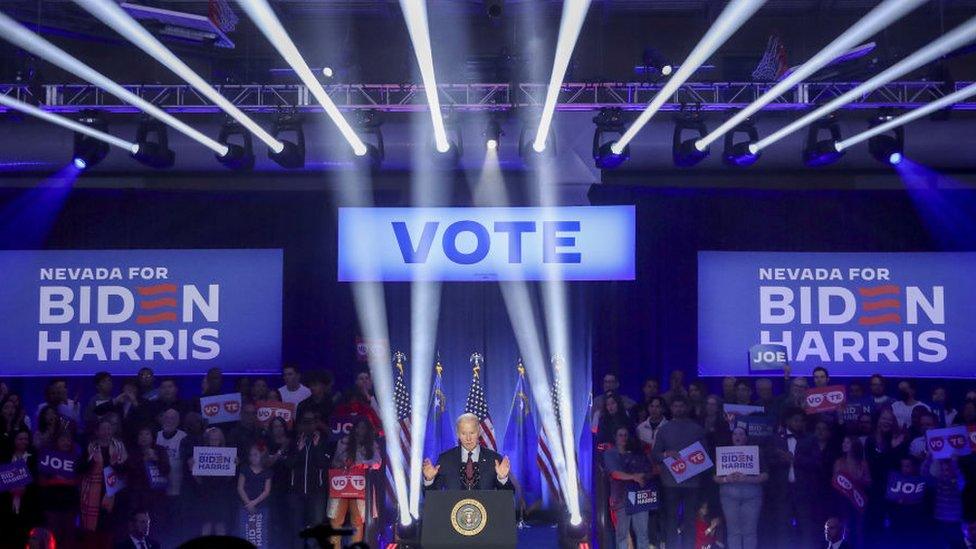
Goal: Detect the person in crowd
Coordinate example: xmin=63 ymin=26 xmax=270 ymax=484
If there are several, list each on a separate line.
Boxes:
xmin=83 ymin=372 xmax=118 ymax=428
xmin=34 ymin=406 xmax=62 ymax=450
xmin=148 ymin=378 xmax=190 ymax=421
xmin=597 ymin=393 xmax=634 ymax=448
xmin=796 ymin=419 xmax=838 ymax=537
xmin=780 ymin=375 xmax=810 ymax=412
xmin=604 ymin=425 xmax=652 ymax=549
xmin=0 ymin=428 xmax=37 ymax=547
xmin=869 ymin=374 xmax=894 ymax=410
xmin=636 ymin=377 xmax=661 ymax=423
xmin=754 ymin=378 xmax=775 ymax=407
xmin=285 ymin=410 xmax=331 ymax=549
xmin=956 ymin=399 xmax=976 ymax=426
xmin=266 ymin=389 xmax=283 ymax=403
xmin=238 ymin=444 xmax=273 ymax=548
xmin=36 ymin=428 xmax=81 ymax=547
xmin=333 ymin=372 xmax=383 ymax=435
xmin=887 ymin=456 xmax=932 ymax=547
xmin=722 ymin=376 xmax=738 ymax=403
xmin=700 ymin=394 xmax=731 ymax=450
xmin=864 ymin=407 xmax=909 ymax=547
xmin=653 ymin=395 xmax=707 ymax=549
xmin=263 ymin=416 xmax=292 ymax=544
xmin=833 ymin=435 xmax=871 ymax=546
xmin=694 ymin=500 xmax=724 ymax=549
xmin=79 ymin=417 xmax=129 ymax=545
xmin=593 ymin=373 xmax=637 ymax=424
xmin=136 ymin=368 xmax=159 ymax=402
xmin=925 ymin=454 xmax=966 ymax=548
xmin=948 ymin=517 xmax=976 ymax=549
xmin=279 ymin=365 xmax=312 ymax=409
xmin=228 ymin=402 xmax=263 ymax=457
xmin=688 ymin=381 xmax=707 ymax=420
xmin=662 ymin=370 xmax=688 ymax=406
xmin=236 ymin=378 xmax=252 ymax=404
xmin=823 ymin=517 xmax=852 ymax=549
xmin=1 ymin=395 xmax=30 ymax=452
xmin=117 ymin=379 xmax=150 ymax=437
xmin=813 ymin=366 xmax=830 ymax=388
xmin=114 ymin=508 xmax=160 ymax=549
xmin=891 ymin=379 xmax=930 ymax=430
xmin=768 ymin=407 xmax=814 ymax=549
xmin=154 ymin=408 xmax=188 ymax=546
xmin=126 ymin=425 xmax=170 ymax=526
xmin=328 ymin=417 xmax=382 ymax=549
xmin=188 ymin=427 xmax=236 ymax=537
xmin=36 ymin=379 xmax=79 ymax=428
xmin=250 ymin=378 xmax=270 ymax=404
xmin=931 ymin=386 xmax=958 ymax=427
xmin=296 ymin=371 xmax=337 ymax=432
xmin=732 ymin=380 xmax=753 ymax=406
xmin=635 ymin=396 xmax=668 ymax=546
xmin=715 ymin=426 xmax=767 ymax=549
xmin=855 ymin=412 xmax=873 ymax=448
xmin=909 ymin=411 xmax=938 ymax=459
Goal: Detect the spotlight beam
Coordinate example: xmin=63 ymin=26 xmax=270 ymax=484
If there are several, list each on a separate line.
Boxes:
xmin=695 ymin=0 xmax=927 ymax=151
xmin=0 ymin=12 xmax=228 ymax=157
xmin=0 ymin=94 xmax=137 ymax=153
xmin=72 ymin=0 xmax=284 ymax=154
xmin=752 ymin=15 xmax=976 ymax=153
xmin=610 ymin=0 xmax=765 ymax=155
xmin=235 ymin=0 xmax=368 ymax=156
xmin=532 ymin=0 xmax=592 ymax=153
xmin=399 ymin=0 xmax=451 ymax=153
xmin=836 ymin=81 xmax=976 ymax=152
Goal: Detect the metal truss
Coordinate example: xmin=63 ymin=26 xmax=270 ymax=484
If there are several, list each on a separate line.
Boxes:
xmin=1 ymin=81 xmax=974 ymax=114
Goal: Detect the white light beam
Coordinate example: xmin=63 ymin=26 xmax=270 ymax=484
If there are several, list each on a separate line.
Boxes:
xmin=399 ymin=0 xmax=451 ymax=153
xmin=0 ymin=93 xmax=138 ymax=153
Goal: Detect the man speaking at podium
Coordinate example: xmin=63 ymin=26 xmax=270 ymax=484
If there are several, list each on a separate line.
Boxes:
xmin=423 ymin=413 xmax=514 ymax=491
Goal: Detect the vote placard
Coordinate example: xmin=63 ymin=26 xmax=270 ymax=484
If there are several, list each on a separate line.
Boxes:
xmin=38 ymin=449 xmax=78 ymax=479
xmin=200 ymin=393 xmax=242 ymax=424
xmin=0 ymin=461 xmax=31 ymax=492
xmin=748 ymin=343 xmax=789 ymax=372
xmin=832 ymin=472 xmax=866 ymax=513
xmin=723 ymin=404 xmax=764 ymax=429
xmin=885 ymin=473 xmax=927 ymax=505
xmin=715 ymin=445 xmax=760 ymax=476
xmin=255 ymin=401 xmax=295 ymax=428
xmin=803 ymin=385 xmax=847 ymax=415
xmin=926 ymin=425 xmax=972 ymax=459
xmin=663 ymin=441 xmax=713 ymax=484
xmin=103 ymin=466 xmax=125 ymax=497
xmin=328 ymin=468 xmax=367 ymax=499
xmin=192 ymin=446 xmax=237 ymax=477
xmin=626 ymin=486 xmax=659 ymax=514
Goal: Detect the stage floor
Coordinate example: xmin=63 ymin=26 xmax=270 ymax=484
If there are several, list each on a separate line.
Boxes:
xmin=517 ymin=524 xmax=560 ymax=547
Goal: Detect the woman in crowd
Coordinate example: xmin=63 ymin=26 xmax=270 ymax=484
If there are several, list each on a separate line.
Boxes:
xmin=834 ymin=435 xmax=872 ymax=546
xmin=0 ymin=428 xmax=38 ymax=547
xmin=328 ymin=417 xmax=382 ymax=549
xmin=700 ymin=395 xmax=731 ymax=450
xmin=596 ymin=393 xmax=634 ymax=448
xmin=189 ymin=427 xmax=236 ymax=536
xmin=238 ymin=443 xmax=273 ymax=548
xmin=688 ymin=382 xmax=707 ymax=420
xmin=264 ymin=416 xmax=292 ymax=543
xmin=635 ymin=378 xmax=661 ymax=423
xmin=714 ymin=426 xmax=767 ymax=549
xmin=34 ymin=406 xmax=61 ymax=450
xmin=250 ymin=378 xmax=270 ymax=404
xmin=925 ymin=454 xmax=966 ymax=548
xmin=1 ymin=395 xmax=30 ymax=453
xmin=126 ymin=425 xmax=170 ymax=522
xmin=35 ymin=428 xmax=81 ymax=548
xmin=604 ymin=425 xmax=652 ymax=549
xmin=954 ymin=399 xmax=976 ymax=426
xmin=864 ymin=407 xmax=908 ymax=548
xmin=79 ymin=417 xmax=128 ymax=546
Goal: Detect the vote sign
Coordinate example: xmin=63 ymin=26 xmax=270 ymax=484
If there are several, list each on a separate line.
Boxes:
xmin=38 ymin=450 xmax=77 ymax=478
xmin=192 ymin=446 xmax=237 ymax=477
xmin=832 ymin=472 xmax=866 ymax=512
xmin=256 ymin=401 xmax=295 ymax=428
xmin=926 ymin=425 xmax=972 ymax=459
xmin=0 ymin=461 xmax=31 ymax=492
xmin=885 ymin=473 xmax=927 ymax=505
xmin=748 ymin=343 xmax=789 ymax=372
xmin=715 ymin=445 xmax=760 ymax=476
xmin=803 ymin=385 xmax=847 ymax=414
xmin=328 ymin=468 xmax=367 ymax=499
xmin=200 ymin=392 xmax=242 ymax=424
xmin=663 ymin=441 xmax=713 ymax=484
xmin=626 ymin=486 xmax=659 ymax=514
xmin=103 ymin=466 xmax=125 ymax=497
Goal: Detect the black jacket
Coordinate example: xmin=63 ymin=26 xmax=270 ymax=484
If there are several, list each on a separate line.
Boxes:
xmin=284 ymin=433 xmax=331 ymax=495
xmin=114 ymin=537 xmax=161 ymax=549
xmin=426 ymin=445 xmax=514 ymax=491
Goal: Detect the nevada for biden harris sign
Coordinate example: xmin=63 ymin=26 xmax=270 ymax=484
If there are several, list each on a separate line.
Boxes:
xmin=699 ymin=252 xmax=976 ymax=378
xmin=0 ymin=249 xmax=282 ymax=376
xmin=338 ymin=206 xmax=635 ymax=281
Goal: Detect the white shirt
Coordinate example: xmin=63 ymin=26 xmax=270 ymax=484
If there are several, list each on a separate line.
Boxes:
xmin=827 ymin=540 xmax=845 ymax=549
xmin=130 ymin=535 xmax=149 ymax=549
xmin=155 ymin=429 xmax=187 ymax=496
xmin=278 ymin=384 xmax=312 ymax=408
xmin=423 ymin=445 xmax=509 ymax=486
xmin=786 ymin=429 xmax=798 ymax=483
xmin=636 ymin=418 xmax=668 ymax=449
xmin=891 ymin=400 xmax=930 ymax=429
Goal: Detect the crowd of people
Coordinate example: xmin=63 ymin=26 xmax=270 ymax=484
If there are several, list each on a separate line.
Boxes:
xmin=595 ymin=368 xmax=976 ymax=549
xmin=0 ymin=366 xmax=386 ymax=549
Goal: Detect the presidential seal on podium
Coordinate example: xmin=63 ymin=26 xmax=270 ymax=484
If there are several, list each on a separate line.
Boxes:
xmin=450 ymin=498 xmax=488 ymax=536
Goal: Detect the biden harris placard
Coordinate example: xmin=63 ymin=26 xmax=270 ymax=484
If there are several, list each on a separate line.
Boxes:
xmin=0 ymin=249 xmax=282 ymax=376
xmin=698 ymin=251 xmax=976 ymax=378
xmin=337 ymin=206 xmax=635 ymax=281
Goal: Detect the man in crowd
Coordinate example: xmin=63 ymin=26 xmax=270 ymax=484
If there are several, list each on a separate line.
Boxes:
xmin=296 ymin=371 xmax=337 ymax=431
xmin=722 ymin=376 xmax=738 ymax=403
xmin=870 ymin=374 xmax=894 ymax=410
xmin=137 ymin=367 xmax=159 ymax=402
xmin=115 ymin=509 xmax=161 ymax=549
xmin=147 ymin=378 xmax=190 ymax=422
xmin=154 ymin=408 xmax=188 ymax=546
xmin=823 ymin=517 xmax=851 ymax=549
xmin=892 ymin=379 xmax=930 ymax=429
xmin=652 ymin=395 xmax=706 ymax=549
xmin=769 ymin=407 xmax=815 ymax=548
xmin=83 ymin=371 xmax=118 ymax=427
xmin=950 ymin=517 xmax=976 ymax=549
xmin=732 ymin=380 xmax=754 ymax=406
xmin=279 ymin=365 xmax=312 ymax=409
xmin=661 ymin=370 xmax=688 ymax=406
xmin=931 ymin=385 xmax=958 ymax=427
xmin=593 ymin=373 xmax=637 ymax=424
xmin=285 ymin=410 xmax=330 ymax=548
xmin=813 ymin=366 xmax=830 ymax=388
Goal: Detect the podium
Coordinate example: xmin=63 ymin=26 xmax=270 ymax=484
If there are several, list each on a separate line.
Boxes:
xmin=421 ymin=490 xmax=516 ymax=549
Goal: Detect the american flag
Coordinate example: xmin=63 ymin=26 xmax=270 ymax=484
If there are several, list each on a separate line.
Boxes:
xmin=393 ymin=352 xmax=412 ymax=467
xmin=464 ymin=353 xmax=497 ymax=451
xmin=537 ymin=357 xmax=564 ymax=501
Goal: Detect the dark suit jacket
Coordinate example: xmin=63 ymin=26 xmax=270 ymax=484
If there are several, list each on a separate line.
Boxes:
xmin=427 ymin=445 xmax=515 ymax=491
xmin=822 ymin=541 xmax=852 ymax=549
xmin=114 ymin=537 xmax=161 ymax=549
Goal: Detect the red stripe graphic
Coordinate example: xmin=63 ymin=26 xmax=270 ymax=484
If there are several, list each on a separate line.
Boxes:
xmin=135 ymin=312 xmax=178 ymax=325
xmin=858 ymin=285 xmax=900 ymax=297
xmin=137 ymin=283 xmax=177 ymax=296
xmin=139 ymin=297 xmax=178 ymax=310
xmin=858 ymin=313 xmax=902 ymax=326
xmin=861 ymin=299 xmax=901 ymax=312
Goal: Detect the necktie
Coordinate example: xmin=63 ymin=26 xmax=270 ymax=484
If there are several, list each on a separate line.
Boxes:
xmin=465 ymin=451 xmax=475 ymax=488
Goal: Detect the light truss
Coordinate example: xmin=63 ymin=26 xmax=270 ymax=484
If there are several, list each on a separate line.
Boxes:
xmin=2 ymin=81 xmax=974 ymax=113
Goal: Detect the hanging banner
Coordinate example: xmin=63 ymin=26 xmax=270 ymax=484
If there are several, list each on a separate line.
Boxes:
xmin=699 ymin=252 xmax=976 ymax=378
xmin=338 ymin=206 xmax=636 ymax=281
xmin=0 ymin=249 xmax=282 ymax=376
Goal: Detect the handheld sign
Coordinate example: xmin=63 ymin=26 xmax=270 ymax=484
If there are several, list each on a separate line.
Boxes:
xmin=736 ymin=415 xmax=776 ymax=439
xmin=723 ymin=404 xmax=764 ymax=429
xmin=0 ymin=461 xmax=32 ymax=492
xmin=146 ymin=462 xmax=168 ymax=490
xmin=38 ymin=450 xmax=78 ymax=478
xmin=885 ymin=473 xmax=927 ymax=505
xmin=626 ymin=486 xmax=659 ymax=514
xmin=103 ymin=466 xmax=125 ymax=497
xmin=832 ymin=472 xmax=866 ymax=513
xmin=255 ymin=401 xmax=295 ymax=429
xmin=329 ymin=468 xmax=367 ymax=499
xmin=192 ymin=446 xmax=237 ymax=477
xmin=926 ymin=425 xmax=972 ymax=459
xmin=803 ymin=385 xmax=847 ymax=415
xmin=715 ymin=445 xmax=760 ymax=476
xmin=329 ymin=415 xmax=358 ymax=441
xmin=841 ymin=400 xmax=872 ymax=423
xmin=663 ymin=441 xmax=713 ymax=484
xmin=748 ymin=344 xmax=789 ymax=372
xmin=200 ymin=393 xmax=242 ymax=424
xmin=969 ymin=425 xmax=976 ymax=452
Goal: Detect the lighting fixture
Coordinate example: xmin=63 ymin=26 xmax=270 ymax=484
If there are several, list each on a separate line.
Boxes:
xmin=131 ymin=118 xmax=176 ymax=168
xmin=592 ymin=108 xmax=629 ymax=169
xmin=268 ymin=112 xmax=305 ymax=169
xmin=722 ymin=119 xmax=760 ymax=167
xmin=216 ymin=119 xmax=255 ymax=170
xmin=802 ymin=117 xmax=844 ymax=167
xmin=673 ymin=111 xmax=710 ymax=168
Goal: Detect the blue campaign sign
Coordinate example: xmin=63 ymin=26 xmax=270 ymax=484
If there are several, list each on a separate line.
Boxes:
xmin=699 ymin=252 xmax=976 ymax=378
xmin=337 ymin=206 xmax=635 ymax=281
xmin=0 ymin=249 xmax=282 ymax=376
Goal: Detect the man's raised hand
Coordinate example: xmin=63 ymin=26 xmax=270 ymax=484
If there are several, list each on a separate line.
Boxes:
xmin=495 ymin=456 xmax=511 ymax=479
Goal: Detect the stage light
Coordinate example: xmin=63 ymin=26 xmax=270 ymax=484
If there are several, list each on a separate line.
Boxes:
xmin=398 ymin=0 xmax=452 ymax=154
xmin=131 ymin=118 xmax=176 ymax=169
xmin=74 ymin=0 xmax=284 ymax=154
xmin=0 ymin=95 xmax=137 ymax=158
xmin=235 ymin=0 xmax=367 ymax=156
xmin=640 ymin=47 xmax=673 ymax=79
xmin=559 ymin=512 xmax=589 ymax=549
xmin=73 ymin=111 xmax=112 ymax=171
xmin=889 ymin=152 xmax=903 ymax=165
xmin=722 ymin=119 xmax=760 ymax=167
xmin=0 ymin=11 xmax=229 ymax=157
xmin=216 ymin=119 xmax=255 ymax=170
xmin=268 ymin=112 xmax=305 ymax=169
xmin=695 ymin=0 xmax=926 ymax=151
xmin=750 ymin=14 xmax=976 ymax=153
xmin=610 ymin=0 xmax=765 ymax=155
xmin=322 ymin=66 xmax=334 ymax=78
xmin=533 ymin=0 xmax=591 ymax=153
xmin=673 ymin=113 xmax=710 ymax=168
xmin=484 ymin=118 xmax=502 ymax=151
xmin=866 ymin=111 xmax=905 ymax=167
xmin=802 ymin=117 xmax=844 ymax=167
xmin=350 ymin=111 xmax=385 ymax=169
xmin=592 ymin=108 xmax=629 ymax=169
xmin=73 ymin=157 xmax=88 ymax=170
